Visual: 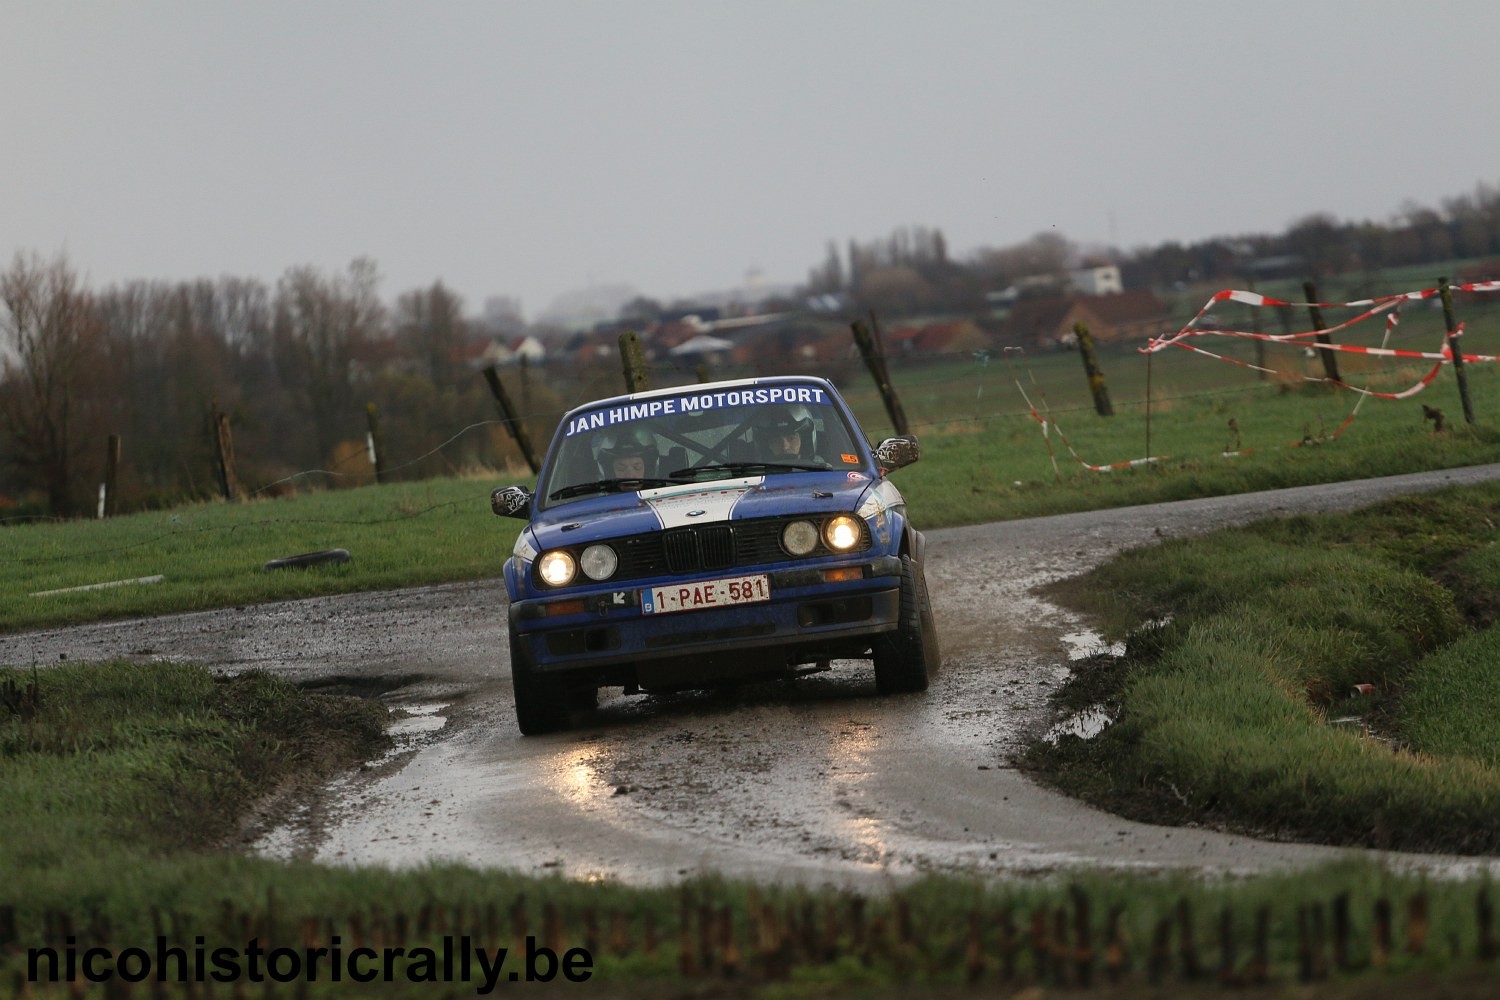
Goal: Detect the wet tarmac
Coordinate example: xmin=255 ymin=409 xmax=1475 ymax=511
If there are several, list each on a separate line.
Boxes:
xmin=7 ymin=464 xmax=1500 ymax=887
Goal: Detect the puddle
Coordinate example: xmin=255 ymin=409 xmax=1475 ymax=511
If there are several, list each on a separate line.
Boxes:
xmin=390 ymin=702 xmax=448 ymax=737
xmin=1060 ymin=630 xmax=1126 ymax=661
xmin=1045 ymin=706 xmax=1115 ymax=744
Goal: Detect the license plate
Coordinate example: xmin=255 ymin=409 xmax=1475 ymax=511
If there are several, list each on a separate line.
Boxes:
xmin=642 ymin=574 xmax=771 ymax=615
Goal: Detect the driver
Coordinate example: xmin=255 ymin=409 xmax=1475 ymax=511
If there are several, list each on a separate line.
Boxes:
xmin=752 ymin=405 xmax=814 ymax=461
xmin=593 ymin=427 xmax=659 ymax=479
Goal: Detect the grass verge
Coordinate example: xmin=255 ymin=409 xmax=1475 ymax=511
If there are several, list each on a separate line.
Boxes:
xmin=3 ymin=661 xmax=1499 ymax=996
xmin=1028 ymin=480 xmax=1500 ymax=854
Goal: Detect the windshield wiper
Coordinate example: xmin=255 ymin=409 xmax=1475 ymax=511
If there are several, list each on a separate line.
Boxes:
xmin=670 ymin=461 xmax=828 ymax=478
xmin=548 ymin=477 xmax=678 ymax=500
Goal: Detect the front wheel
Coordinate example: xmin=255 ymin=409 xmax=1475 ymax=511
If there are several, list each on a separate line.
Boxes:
xmin=873 ymin=553 xmax=940 ymax=694
xmin=511 ymin=634 xmax=570 ymax=735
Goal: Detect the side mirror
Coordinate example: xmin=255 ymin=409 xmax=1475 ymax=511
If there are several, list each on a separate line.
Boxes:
xmin=873 ymin=435 xmax=920 ymax=474
xmin=490 ymin=485 xmax=533 ymax=519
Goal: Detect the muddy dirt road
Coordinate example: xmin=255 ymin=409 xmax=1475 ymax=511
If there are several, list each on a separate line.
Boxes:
xmin=7 ymin=465 xmax=1500 ymax=886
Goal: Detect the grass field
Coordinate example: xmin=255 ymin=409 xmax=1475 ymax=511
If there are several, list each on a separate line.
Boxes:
xmin=3 ymin=663 xmax=1498 ymax=996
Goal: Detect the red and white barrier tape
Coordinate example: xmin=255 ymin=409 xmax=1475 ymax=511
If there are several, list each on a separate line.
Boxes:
xmin=1003 ymin=348 xmax=1167 ymax=474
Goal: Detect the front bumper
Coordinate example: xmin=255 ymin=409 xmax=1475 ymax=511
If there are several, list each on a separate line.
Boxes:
xmin=509 ymin=554 xmax=904 ymax=683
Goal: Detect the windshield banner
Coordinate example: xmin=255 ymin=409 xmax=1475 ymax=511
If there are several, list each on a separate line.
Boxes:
xmin=563 ymin=385 xmax=829 ymax=437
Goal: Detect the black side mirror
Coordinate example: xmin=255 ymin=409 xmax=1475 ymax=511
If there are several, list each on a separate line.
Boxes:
xmin=491 ymin=485 xmax=533 ymax=519
xmin=873 ymin=435 xmax=920 ymax=473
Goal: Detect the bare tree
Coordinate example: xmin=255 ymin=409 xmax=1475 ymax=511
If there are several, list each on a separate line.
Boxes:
xmin=272 ymin=258 xmax=386 ymax=466
xmin=396 ymin=281 xmax=467 ymax=386
xmin=0 ymin=253 xmax=108 ymax=516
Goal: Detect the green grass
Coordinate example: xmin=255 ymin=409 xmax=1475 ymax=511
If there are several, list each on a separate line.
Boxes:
xmin=1032 ymin=482 xmax=1500 ymax=854
xmin=0 ymin=476 xmax=524 ymax=633
xmin=1 ymin=660 xmax=1495 ymax=994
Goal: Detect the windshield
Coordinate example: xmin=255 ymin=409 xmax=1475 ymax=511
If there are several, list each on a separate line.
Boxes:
xmin=539 ymin=383 xmax=865 ymax=508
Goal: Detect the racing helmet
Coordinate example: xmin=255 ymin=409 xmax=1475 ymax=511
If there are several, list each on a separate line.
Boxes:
xmin=593 ymin=426 xmax=659 ymax=477
xmin=752 ymin=404 xmax=814 ymax=456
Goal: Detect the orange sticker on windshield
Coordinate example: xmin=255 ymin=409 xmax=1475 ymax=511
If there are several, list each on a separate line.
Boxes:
xmin=840 ymin=453 xmax=859 ymax=464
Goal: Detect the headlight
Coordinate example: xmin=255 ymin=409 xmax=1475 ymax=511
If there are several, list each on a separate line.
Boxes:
xmin=781 ymin=520 xmax=819 ymax=556
xmin=537 ymin=550 xmax=576 ymax=587
xmin=824 ymin=515 xmax=861 ymax=551
xmin=579 ymin=544 xmax=618 ymax=581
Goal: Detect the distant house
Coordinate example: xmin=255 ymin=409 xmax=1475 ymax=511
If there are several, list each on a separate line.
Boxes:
xmin=1003 ymin=290 xmax=1173 ymax=348
xmin=481 ymin=335 xmax=546 ymax=366
xmin=1068 ymin=264 xmax=1123 ymax=296
xmin=668 ymin=334 xmax=735 ymax=366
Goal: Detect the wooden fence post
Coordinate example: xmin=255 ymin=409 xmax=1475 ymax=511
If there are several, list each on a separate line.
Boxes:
xmin=102 ymin=434 xmax=120 ymax=517
xmin=849 ymin=314 xmax=909 ymax=435
xmin=365 ymin=403 xmax=386 ymax=483
xmin=482 ymin=365 xmax=541 ymax=474
xmin=1437 ymin=277 xmax=1476 ymax=425
xmin=1247 ymin=277 xmax=1268 ymax=379
xmin=619 ymin=331 xmax=650 ymax=394
xmin=1302 ymin=281 xmax=1342 ymax=383
xmin=1073 ymin=322 xmax=1115 ymax=416
xmin=210 ymin=400 xmax=242 ymax=501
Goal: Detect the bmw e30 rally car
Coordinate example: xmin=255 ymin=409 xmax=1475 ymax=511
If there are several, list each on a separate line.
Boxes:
xmin=490 ymin=375 xmax=939 ymax=735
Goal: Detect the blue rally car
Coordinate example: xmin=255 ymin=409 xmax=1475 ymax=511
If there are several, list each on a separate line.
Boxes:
xmin=490 ymin=375 xmax=940 ymax=734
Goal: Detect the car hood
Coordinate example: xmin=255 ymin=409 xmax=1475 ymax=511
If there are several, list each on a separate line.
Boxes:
xmin=528 ymin=471 xmax=877 ymax=549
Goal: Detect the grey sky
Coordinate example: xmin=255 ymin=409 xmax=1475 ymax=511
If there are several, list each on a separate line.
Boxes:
xmin=4 ymin=1 xmax=1498 ymax=320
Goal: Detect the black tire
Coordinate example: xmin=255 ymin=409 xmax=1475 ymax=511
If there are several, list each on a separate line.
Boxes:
xmin=263 ymin=548 xmax=350 ymax=571
xmin=510 ymin=634 xmax=570 ymax=736
xmin=873 ymin=553 xmax=940 ymax=695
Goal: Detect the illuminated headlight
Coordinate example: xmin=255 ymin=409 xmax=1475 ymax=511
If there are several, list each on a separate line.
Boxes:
xmin=782 ymin=520 xmax=819 ymax=556
xmin=579 ymin=544 xmax=618 ymax=581
xmin=824 ymin=515 xmax=862 ymax=551
xmin=537 ymin=550 xmax=576 ymax=587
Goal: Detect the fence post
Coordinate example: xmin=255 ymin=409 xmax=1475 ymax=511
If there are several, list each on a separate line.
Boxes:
xmin=482 ymin=365 xmax=541 ymax=474
xmin=102 ymin=434 xmax=120 ymax=517
xmin=849 ymin=315 xmax=909 ymax=435
xmin=1437 ymin=277 xmax=1476 ymax=425
xmin=365 ymin=403 xmax=386 ymax=483
xmin=210 ymin=400 xmax=242 ymax=501
xmin=1247 ymin=277 xmax=1268 ymax=379
xmin=519 ymin=354 xmax=533 ymax=420
xmin=619 ymin=331 xmax=650 ymax=394
xmin=1302 ymin=281 xmax=1342 ymax=383
xmin=1073 ymin=322 xmax=1114 ymax=416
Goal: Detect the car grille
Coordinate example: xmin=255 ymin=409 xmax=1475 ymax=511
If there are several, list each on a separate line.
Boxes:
xmin=605 ymin=516 xmax=867 ymax=582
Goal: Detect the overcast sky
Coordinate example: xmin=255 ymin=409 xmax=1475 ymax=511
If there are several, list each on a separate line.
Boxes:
xmin=4 ymin=1 xmax=1498 ymax=320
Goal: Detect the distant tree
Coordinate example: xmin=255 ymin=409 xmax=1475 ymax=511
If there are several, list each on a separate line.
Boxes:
xmin=805 ymin=241 xmax=844 ymax=295
xmin=855 ymin=265 xmax=933 ymax=318
xmin=479 ymin=296 xmax=526 ymax=338
xmin=1283 ymin=213 xmax=1351 ymax=277
xmin=396 ymin=281 xmax=467 ymax=386
xmin=0 ymin=253 xmax=108 ymax=515
xmin=616 ymin=295 xmax=663 ymax=326
xmin=272 ymin=258 xmax=385 ymax=467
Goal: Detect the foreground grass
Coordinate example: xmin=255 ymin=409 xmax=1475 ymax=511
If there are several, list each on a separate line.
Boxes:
xmin=5 ymin=365 xmax=1500 ymax=634
xmin=1031 ymin=481 xmax=1500 ymax=855
xmin=3 ymin=661 xmax=1499 ymax=997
